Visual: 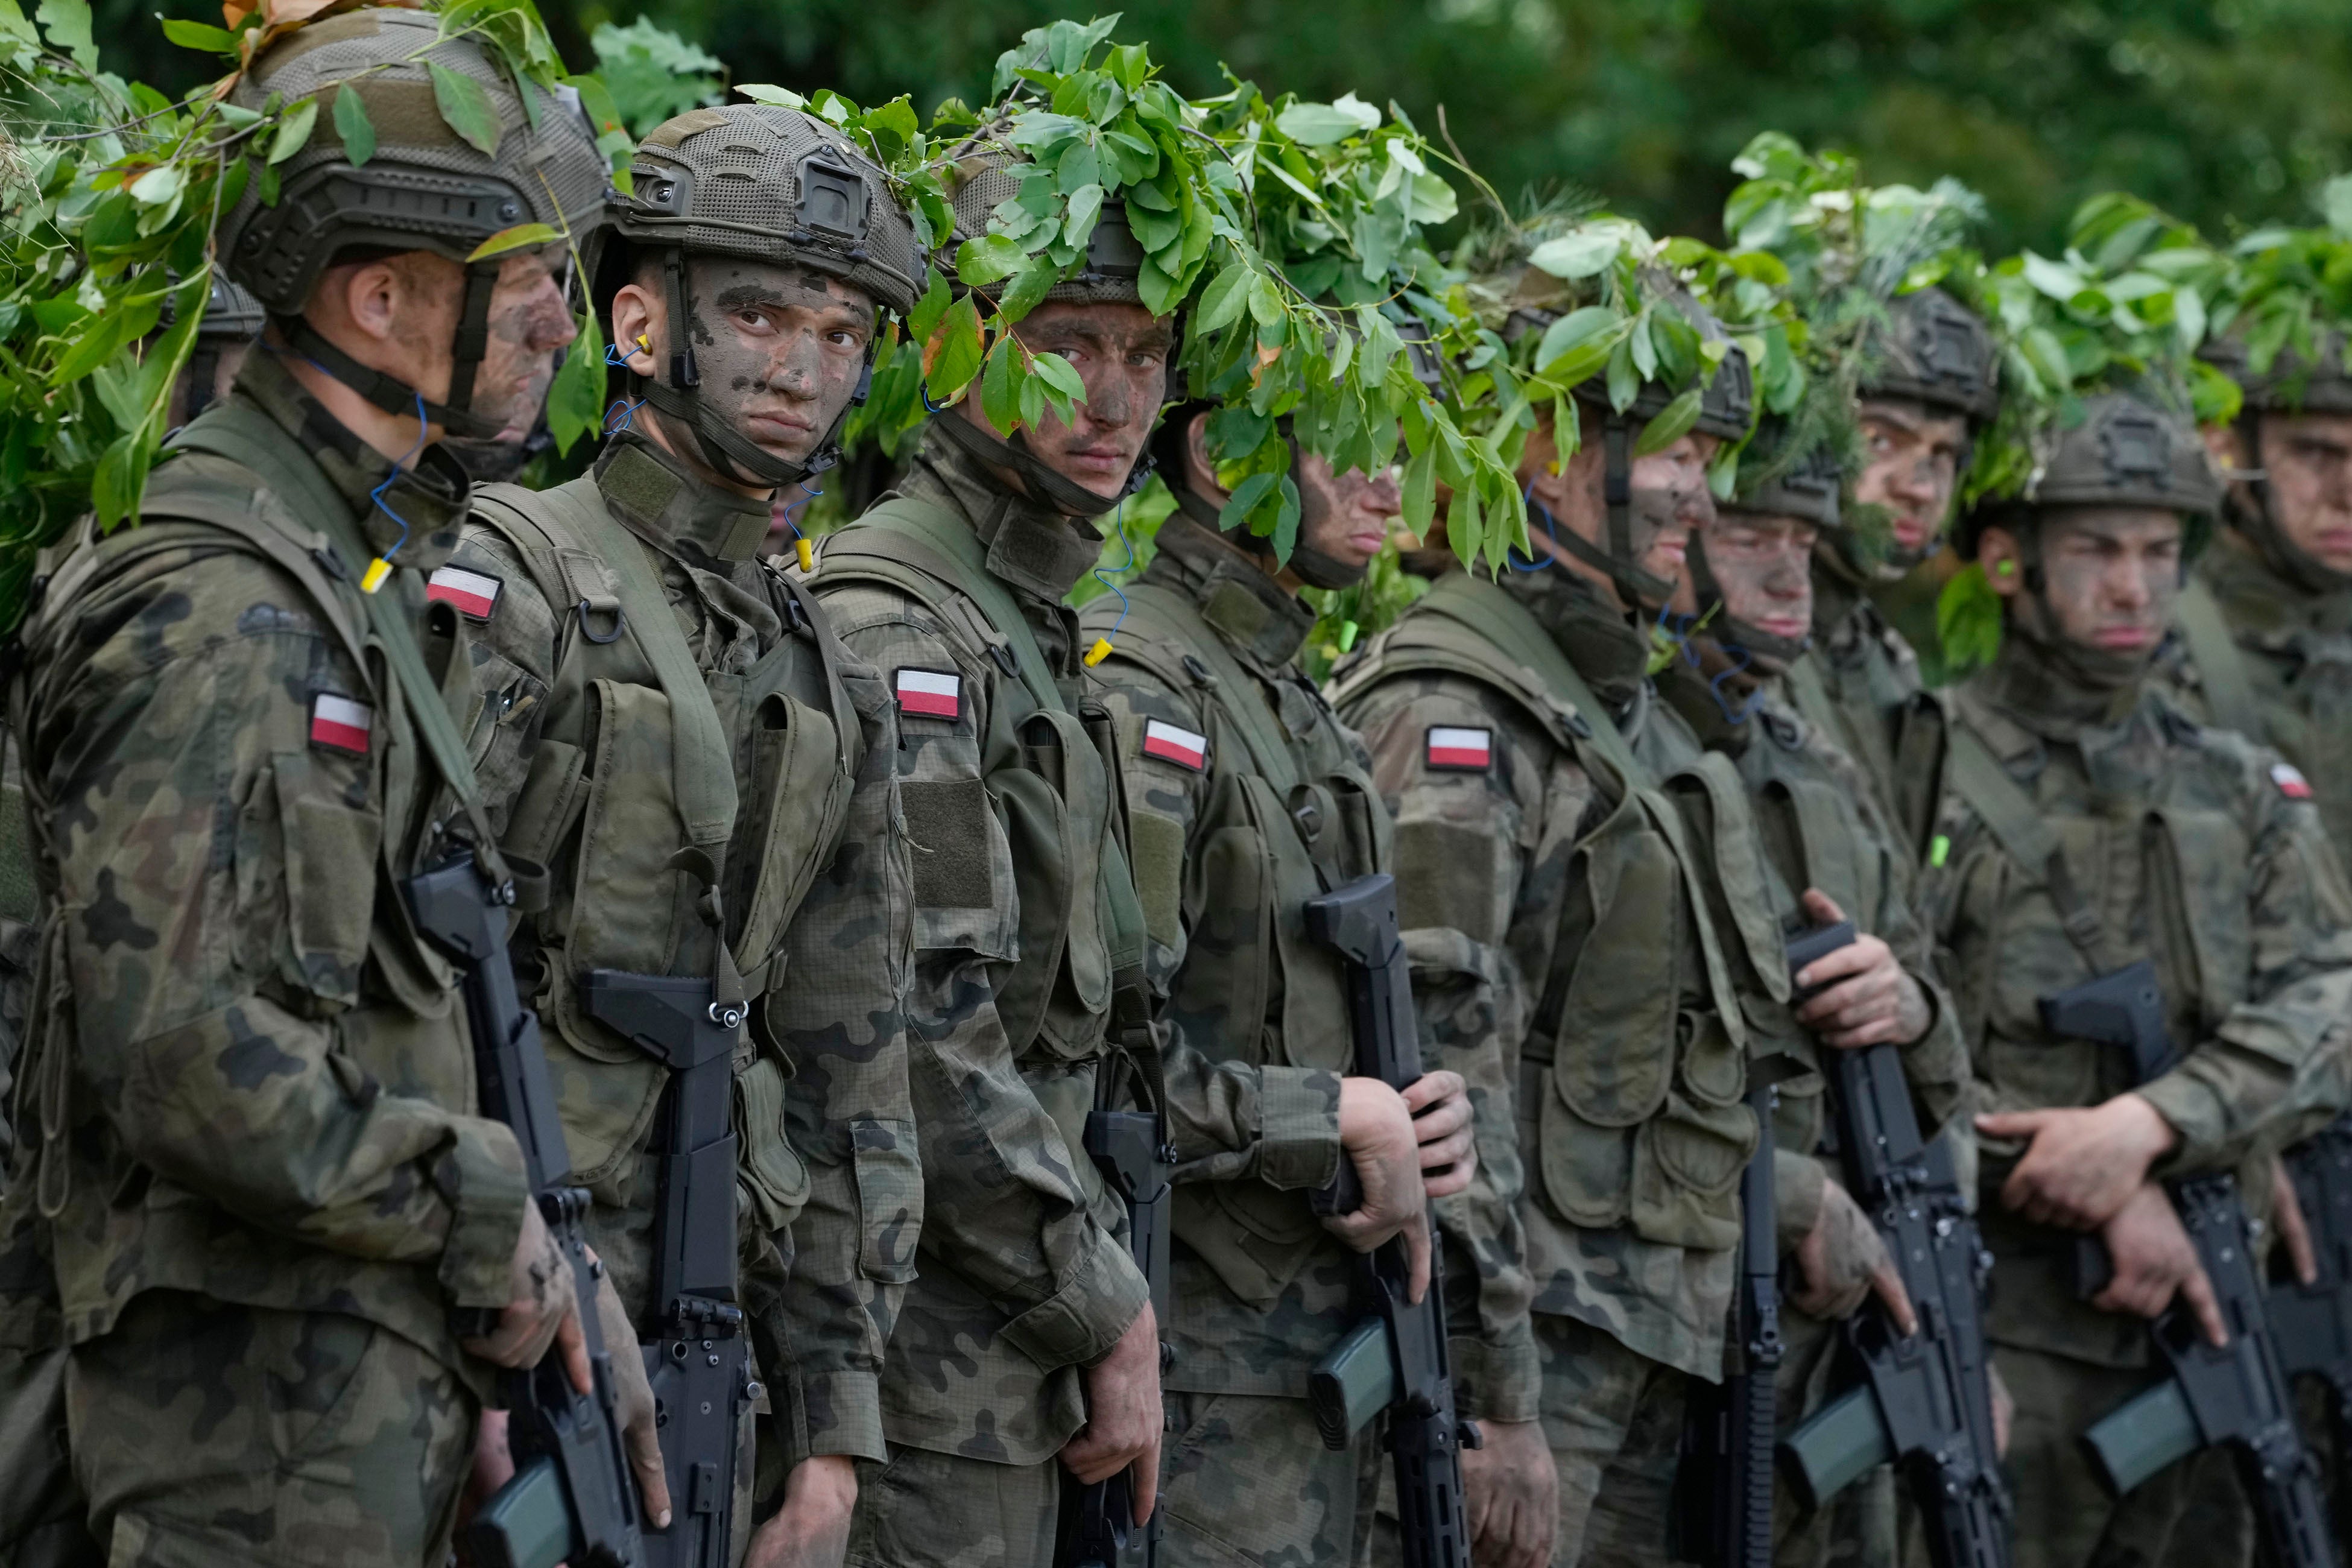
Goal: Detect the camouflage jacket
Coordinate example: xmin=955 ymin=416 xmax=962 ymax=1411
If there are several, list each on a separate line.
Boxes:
xmin=1918 ymin=630 xmax=2352 ymax=1367
xmin=1080 ymin=511 xmax=1540 ymax=1420
xmin=0 ymin=355 xmax=528 ymax=1384
xmin=2154 ymin=531 xmax=2352 ymax=855
xmin=447 ymin=431 xmax=915 ymax=1467
xmin=1332 ymin=564 xmax=1764 ymax=1382
xmin=802 ymin=424 xmax=1168 ymax=1465
xmin=1789 ymin=558 xmax=1947 ymax=874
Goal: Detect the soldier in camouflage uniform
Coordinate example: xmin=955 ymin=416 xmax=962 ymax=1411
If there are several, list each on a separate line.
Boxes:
xmin=1075 ymin=406 xmax=1495 ymax=1567
xmin=441 ymin=105 xmax=925 ymax=1566
xmin=1918 ymin=391 xmax=2352 ymax=1568
xmin=1789 ymin=288 xmax=2000 ymax=861
xmin=1658 ymin=428 xmax=1977 ymax=1567
xmin=0 ymin=12 xmax=668 ymax=1565
xmin=1335 ymin=297 xmax=1918 ymax=1567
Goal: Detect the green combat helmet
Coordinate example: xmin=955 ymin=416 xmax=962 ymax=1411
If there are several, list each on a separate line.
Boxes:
xmin=1865 ymin=286 xmax=2000 ymax=425
xmin=158 ymin=267 xmax=265 ymax=423
xmin=2200 ymin=329 xmax=2352 ymax=591
xmin=218 ymin=7 xmax=609 ymax=438
xmin=1690 ymin=422 xmax=1845 ymax=662
xmin=599 ymin=102 xmax=925 ymax=488
xmin=1955 ymin=391 xmax=2222 ymax=566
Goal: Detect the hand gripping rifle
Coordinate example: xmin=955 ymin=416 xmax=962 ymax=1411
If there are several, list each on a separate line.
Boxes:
xmin=1302 ymin=874 xmax=1479 ymax=1568
xmin=405 ymin=852 xmax=644 ymax=1568
xmin=1776 ymin=922 xmax=2012 ymax=1568
xmin=2045 ymin=961 xmax=2336 ymax=1568
xmin=2268 ymin=1116 xmax=2352 ymax=1544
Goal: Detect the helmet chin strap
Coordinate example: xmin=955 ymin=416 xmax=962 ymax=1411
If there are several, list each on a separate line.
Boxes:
xmin=276 ymin=258 xmax=506 ymax=441
xmin=1546 ymin=414 xmax=1680 ymax=609
xmin=931 ymin=403 xmax=1154 ymax=519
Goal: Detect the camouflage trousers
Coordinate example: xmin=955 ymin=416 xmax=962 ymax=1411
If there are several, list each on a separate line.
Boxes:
xmin=1534 ymin=1312 xmax=1689 ymax=1568
xmin=66 ymin=1289 xmax=475 ymax=1568
xmin=845 ymin=1445 xmax=1060 ymax=1568
xmin=1993 ymin=1344 xmax=2212 ymax=1568
xmin=1160 ymin=1389 xmax=1381 ymax=1566
xmin=1774 ymin=1306 xmax=1900 ymax=1568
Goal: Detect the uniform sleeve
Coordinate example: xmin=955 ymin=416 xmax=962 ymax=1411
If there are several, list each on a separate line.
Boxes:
xmin=1093 ymin=659 xmax=1342 ymax=1189
xmin=763 ymin=658 xmax=919 ymax=1467
xmin=1347 ymin=675 xmax=1554 ymax=1426
xmin=2143 ymin=759 xmax=2352 ymax=1174
xmin=834 ymin=605 xmax=1148 ymax=1375
xmin=31 ymin=549 xmax=528 ymax=1309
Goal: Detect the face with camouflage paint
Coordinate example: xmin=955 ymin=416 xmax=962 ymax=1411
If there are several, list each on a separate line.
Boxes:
xmin=2208 ymin=411 xmax=2352 ymax=575
xmin=1981 ymin=506 xmax=2184 ymax=666
xmin=964 ymin=300 xmax=1175 ymax=501
xmin=1669 ymin=506 xmax=1818 ymax=674
xmin=1520 ymin=410 xmax=1721 ymax=610
xmin=1857 ymin=396 xmax=1969 ymax=563
xmin=615 ymin=257 xmax=877 ymax=489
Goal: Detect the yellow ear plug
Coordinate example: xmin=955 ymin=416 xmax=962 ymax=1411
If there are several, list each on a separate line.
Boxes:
xmin=1084 ymin=637 xmax=1114 ymax=667
xmin=795 ymin=537 xmax=815 ymax=574
xmin=636 ymin=333 xmax=650 ymax=351
xmin=360 ymin=558 xmax=393 ymax=594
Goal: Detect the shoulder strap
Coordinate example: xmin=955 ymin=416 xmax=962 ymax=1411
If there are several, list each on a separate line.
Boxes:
xmin=1415 ymin=572 xmax=1651 ymax=786
xmin=1107 ymin=583 xmax=1303 ymax=795
xmin=1942 ymin=706 xmax=2113 ymax=972
xmin=2175 ymin=577 xmax=2267 ymax=745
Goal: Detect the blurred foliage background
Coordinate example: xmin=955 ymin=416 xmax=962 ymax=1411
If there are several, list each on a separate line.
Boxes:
xmin=95 ymin=0 xmax=2352 ymax=253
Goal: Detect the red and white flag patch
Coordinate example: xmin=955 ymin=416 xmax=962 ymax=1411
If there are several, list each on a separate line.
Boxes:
xmin=425 ymin=564 xmax=501 ymax=621
xmin=1426 ymin=726 xmax=1492 ymax=771
xmin=309 ymin=693 xmax=373 ymax=755
xmin=2274 ymin=762 xmax=2314 ymax=799
xmin=895 ymin=668 xmax=961 ymax=721
xmin=1142 ymin=719 xmax=1209 ymax=771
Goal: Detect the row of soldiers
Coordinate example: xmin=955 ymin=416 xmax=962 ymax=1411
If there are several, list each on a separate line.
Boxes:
xmin=5 ymin=12 xmax=2352 ymax=1568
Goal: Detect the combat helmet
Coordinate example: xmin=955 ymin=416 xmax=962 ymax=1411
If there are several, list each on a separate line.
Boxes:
xmin=1688 ymin=421 xmax=1844 ymax=662
xmin=1955 ymin=391 xmax=2221 ymax=561
xmin=2199 ymin=329 xmax=2352 ymax=591
xmin=218 ymin=8 xmax=609 ymax=439
xmin=595 ymin=103 xmax=922 ymax=490
xmin=1862 ymin=286 xmax=2000 ymax=425
xmin=159 ymin=268 xmax=266 ymax=423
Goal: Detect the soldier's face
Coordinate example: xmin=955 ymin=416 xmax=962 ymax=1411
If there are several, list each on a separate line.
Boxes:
xmin=1985 ymin=508 xmax=2184 ymax=657
xmin=2254 ymin=413 xmax=2352 ymax=573
xmin=1675 ymin=508 xmax=1818 ymax=653
xmin=468 ymin=248 xmax=581 ymax=444
xmin=1857 ymin=399 xmax=1969 ymax=556
xmin=976 ymin=301 xmax=1173 ymax=501
xmin=1295 ymin=451 xmax=1402 ymax=574
xmin=1631 ymin=432 xmax=1723 ymax=588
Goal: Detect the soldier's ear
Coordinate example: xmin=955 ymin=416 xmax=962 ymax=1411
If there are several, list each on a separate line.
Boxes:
xmin=1979 ymin=527 xmax=2026 ymax=597
xmin=610 ymin=284 xmax=661 ymax=377
xmin=1184 ymin=410 xmax=1224 ymax=503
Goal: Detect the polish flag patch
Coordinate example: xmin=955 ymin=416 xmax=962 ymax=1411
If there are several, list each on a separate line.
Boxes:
xmin=1426 ymin=726 xmax=1492 ymax=771
xmin=2274 ymin=762 xmax=2314 ymax=799
xmin=309 ymin=693 xmax=373 ymax=756
xmin=1142 ymin=719 xmax=1209 ymax=771
xmin=425 ymin=565 xmax=502 ymax=621
xmin=894 ymin=668 xmax=962 ymax=721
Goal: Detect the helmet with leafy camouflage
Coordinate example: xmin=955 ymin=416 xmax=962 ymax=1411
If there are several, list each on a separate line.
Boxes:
xmin=1955 ymin=391 xmax=2220 ymax=558
xmin=218 ymin=8 xmax=608 ymax=439
xmin=156 ymin=268 xmax=265 ymax=424
xmin=2199 ymin=329 xmax=2352 ymax=590
xmin=1862 ymin=286 xmax=1999 ymax=425
xmin=596 ymin=103 xmax=923 ymax=488
xmin=1687 ymin=422 xmax=1844 ymax=661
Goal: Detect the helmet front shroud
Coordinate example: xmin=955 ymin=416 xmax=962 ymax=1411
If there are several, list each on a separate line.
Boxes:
xmin=599 ymin=103 xmax=923 ymax=490
xmin=220 ymin=8 xmax=609 ymax=438
xmin=2201 ymin=330 xmax=2352 ymax=593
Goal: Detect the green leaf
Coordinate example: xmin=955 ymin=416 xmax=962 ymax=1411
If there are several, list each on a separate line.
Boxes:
xmin=997 ymin=255 xmax=1061 ymax=323
xmin=548 ymin=312 xmax=604 ymax=454
xmin=2325 ymin=175 xmax=2352 ymax=240
xmin=1536 ymin=306 xmax=1619 ymax=374
xmin=429 ymin=62 xmax=503 ymax=157
xmin=1274 ymin=93 xmax=1381 ymax=147
xmin=1633 ymin=388 xmax=1702 ymax=455
xmin=1528 ymin=229 xmax=1622 ymax=280
xmin=1220 ymin=470 xmax=1282 ymax=530
xmin=1195 ymin=263 xmax=1253 ymax=334
xmin=333 ymin=83 xmax=377 ymax=166
xmin=127 ymin=164 xmax=182 ymax=206
xmin=1248 ymin=273 xmax=1286 ymax=329
xmin=736 ymin=83 xmax=806 ymax=108
xmin=35 ymin=0 xmax=93 ymax=68
xmin=1400 ymin=443 xmax=1436 ymax=531
xmin=956 ymin=233 xmax=1028 ymax=286
xmin=467 ymin=222 xmax=563 ymax=262
xmin=982 ymin=335 xmax=1024 ymax=434
xmin=268 ymin=96 xmax=319 ymax=166
xmin=159 ymin=16 xmax=235 ymax=52
xmin=908 ymin=271 xmax=950 ymax=349
xmin=1936 ymin=561 xmax=2003 ymax=676
xmin=924 ymin=294 xmax=985 ymax=401
xmin=1063 ymin=182 xmax=1104 ymax=248
xmin=1031 ymin=350 xmax=1086 ymax=403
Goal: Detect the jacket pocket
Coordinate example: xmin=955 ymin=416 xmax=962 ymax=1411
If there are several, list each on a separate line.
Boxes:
xmin=850 ymin=1117 xmax=922 ymax=1284
xmin=735 ymin=1053 xmax=812 ymax=1233
xmin=269 ymin=750 xmax=382 ymax=1008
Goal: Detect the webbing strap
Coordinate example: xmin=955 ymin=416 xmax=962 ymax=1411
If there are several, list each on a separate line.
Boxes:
xmin=1942 ymin=713 xmax=2115 ymax=973
xmin=2175 ymin=577 xmax=2267 ymax=746
xmin=1417 ymin=571 xmax=1649 ymax=786
xmin=1108 ymin=583 xmax=1302 ymax=795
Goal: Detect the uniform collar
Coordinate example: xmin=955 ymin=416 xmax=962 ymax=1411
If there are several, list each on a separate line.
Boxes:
xmin=1496 ymin=564 xmax=1652 ymax=713
xmin=2203 ymin=529 xmax=2352 ymax=642
xmin=900 ymin=422 xmax=1105 ymax=604
xmin=1147 ymin=512 xmax=1315 ymax=672
xmin=593 ymin=432 xmax=772 ymax=563
xmin=1974 ymin=622 xmax=2148 ymax=742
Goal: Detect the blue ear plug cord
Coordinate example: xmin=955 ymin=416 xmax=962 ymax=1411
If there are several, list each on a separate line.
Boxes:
xmin=1083 ymin=498 xmax=1136 ymax=667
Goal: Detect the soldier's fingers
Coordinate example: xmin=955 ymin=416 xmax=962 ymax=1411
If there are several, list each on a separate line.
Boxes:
xmin=1800 ymin=888 xmax=1848 ymax=926
xmin=555 ymin=1302 xmax=593 ymax=1397
xmin=1402 ymin=1069 xmax=1467 ymax=1117
xmin=1132 ymin=1431 xmax=1160 ymax=1525
xmin=626 ymin=1406 xmax=674 ymax=1529
xmin=1975 ymin=1110 xmax=2052 ymax=1139
xmin=1792 ymin=941 xmax=1876 ymax=993
xmin=2179 ymin=1265 xmax=2230 ymax=1347
xmin=1870 ymin=1259 xmax=1918 ymax=1337
xmin=1404 ymin=1208 xmax=1433 ymax=1304
xmin=2274 ymin=1162 xmax=2319 ymax=1285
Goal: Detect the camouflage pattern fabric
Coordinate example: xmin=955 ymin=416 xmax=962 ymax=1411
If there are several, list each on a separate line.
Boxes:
xmin=1160 ymin=1389 xmax=1384 ymax=1567
xmin=1532 ymin=1310 xmax=1689 ymax=1567
xmin=842 ymin=1443 xmax=1059 ymax=1567
xmin=1792 ymin=561 xmax=1947 ymax=875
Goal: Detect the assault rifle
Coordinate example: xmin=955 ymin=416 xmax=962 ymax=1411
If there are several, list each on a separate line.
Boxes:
xmin=405 ymin=852 xmax=644 ymax=1568
xmin=1777 ymin=923 xmax=2012 ymax=1568
xmin=1055 ymin=989 xmax=1174 ymax=1568
xmin=1303 ymin=874 xmax=1479 ymax=1568
xmin=2269 ymin=1117 xmax=2352 ymax=1543
xmin=2044 ymin=961 xmax=2336 ymax=1568
xmin=583 ymin=970 xmax=762 ymax=1568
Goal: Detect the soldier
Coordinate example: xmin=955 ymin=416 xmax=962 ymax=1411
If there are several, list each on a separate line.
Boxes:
xmin=1789 ymin=287 xmax=2000 ymax=859
xmin=0 ymin=11 xmax=668 ymax=1566
xmin=1918 ymin=391 xmax=2352 ymax=1568
xmin=441 ymin=104 xmax=924 ymax=1566
xmin=163 ymin=269 xmax=265 ymax=430
xmin=1657 ymin=429 xmax=1978 ymax=1566
xmin=1074 ymin=405 xmax=1497 ymax=1566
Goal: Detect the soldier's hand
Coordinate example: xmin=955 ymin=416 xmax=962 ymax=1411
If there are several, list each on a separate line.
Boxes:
xmin=1791 ymin=890 xmax=1932 ymax=1049
xmin=745 ymin=1455 xmax=858 ymax=1568
xmin=1791 ymin=1177 xmax=1917 ymax=1333
xmin=2096 ymin=1182 xmax=2227 ymax=1345
xmin=589 ymin=1253 xmax=674 ymax=1529
xmin=1978 ymin=1093 xmax=2178 ymax=1230
xmin=2273 ymin=1154 xmax=2319 ymax=1286
xmin=1327 ymin=1077 xmax=1435 ymax=1301
xmin=1459 ymin=1418 xmax=1555 ymax=1568
xmin=1401 ymin=1069 xmax=1477 ymax=1200
xmin=463 ymin=1200 xmax=590 ymax=1388
xmin=1988 ymin=1361 xmax=2014 ymax=1460
xmin=1063 ymin=1302 xmax=1162 ymax=1522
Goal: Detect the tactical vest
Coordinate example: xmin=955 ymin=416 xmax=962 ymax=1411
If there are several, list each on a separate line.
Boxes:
xmin=811 ymin=495 xmax=1150 ymax=1162
xmin=2175 ymin=574 xmax=2352 ymax=855
xmin=1087 ymin=553 xmax=1389 ymax=1309
xmin=1788 ymin=595 xmax=1946 ymax=871
xmin=1331 ymin=571 xmax=1762 ymax=1254
xmin=466 ymin=452 xmax=858 ymax=1233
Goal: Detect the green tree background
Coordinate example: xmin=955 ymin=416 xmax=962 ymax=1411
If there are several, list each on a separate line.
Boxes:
xmin=100 ymin=0 xmax=2352 ymax=254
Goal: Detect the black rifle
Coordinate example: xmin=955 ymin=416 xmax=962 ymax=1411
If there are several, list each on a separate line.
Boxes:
xmin=2270 ymin=1116 xmax=2352 ymax=1543
xmin=1776 ymin=923 xmax=2012 ymax=1568
xmin=405 ymin=853 xmax=644 ymax=1568
xmin=2045 ymin=960 xmax=2336 ymax=1568
xmin=1303 ymin=874 xmax=1479 ymax=1568
xmin=582 ymin=971 xmax=762 ymax=1568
